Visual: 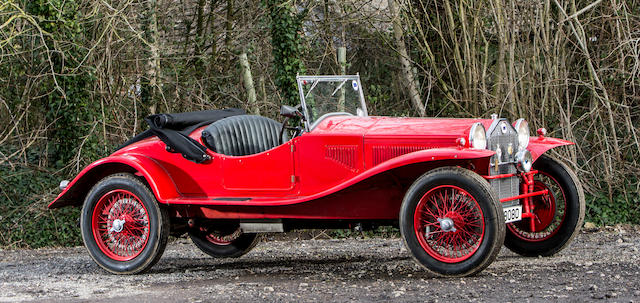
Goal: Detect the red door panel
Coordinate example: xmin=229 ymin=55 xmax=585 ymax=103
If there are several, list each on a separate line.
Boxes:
xmin=222 ymin=143 xmax=295 ymax=191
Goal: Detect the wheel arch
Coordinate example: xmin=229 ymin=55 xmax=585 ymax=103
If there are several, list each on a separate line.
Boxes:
xmin=48 ymin=154 xmax=179 ymax=209
xmin=356 ymin=148 xmax=495 ymax=193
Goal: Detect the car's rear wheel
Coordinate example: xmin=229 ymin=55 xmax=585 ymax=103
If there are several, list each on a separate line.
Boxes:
xmin=189 ymin=225 xmax=259 ymax=258
xmin=400 ymin=167 xmax=505 ymax=277
xmin=505 ymin=155 xmax=585 ymax=256
xmin=80 ymin=173 xmax=169 ymax=274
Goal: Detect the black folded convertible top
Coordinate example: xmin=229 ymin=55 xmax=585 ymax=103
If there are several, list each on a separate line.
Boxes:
xmin=117 ymin=108 xmax=246 ymax=163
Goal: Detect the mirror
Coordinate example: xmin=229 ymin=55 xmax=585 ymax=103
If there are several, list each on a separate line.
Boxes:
xmin=280 ymin=105 xmax=303 ymax=119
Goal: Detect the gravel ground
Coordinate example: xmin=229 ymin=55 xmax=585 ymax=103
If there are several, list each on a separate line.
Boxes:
xmin=1 ymin=227 xmax=639 ymax=303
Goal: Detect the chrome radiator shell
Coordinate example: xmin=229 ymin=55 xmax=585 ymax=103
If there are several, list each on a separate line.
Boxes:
xmin=486 ymin=119 xmax=520 ymax=201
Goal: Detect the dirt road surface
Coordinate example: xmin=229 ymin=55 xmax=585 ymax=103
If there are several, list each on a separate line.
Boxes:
xmin=1 ymin=227 xmax=639 ymax=302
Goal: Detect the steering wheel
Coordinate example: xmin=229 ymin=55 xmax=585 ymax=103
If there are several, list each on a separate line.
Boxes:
xmin=279 ymin=104 xmax=304 ymax=144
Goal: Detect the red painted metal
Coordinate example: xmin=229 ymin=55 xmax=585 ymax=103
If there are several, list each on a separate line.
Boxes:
xmin=483 ymin=173 xmax=517 ymax=180
xmin=49 ymin=153 xmax=180 ymax=208
xmin=528 ymin=137 xmax=573 ymax=161
xmin=91 ymin=189 xmax=150 ymax=261
xmin=50 ymin=115 xmax=574 ymax=222
xmin=413 ymin=185 xmax=485 ymax=263
xmin=508 ymin=172 xmax=567 ymax=241
xmin=499 ymin=189 xmax=549 ymax=203
xmin=371 ymin=145 xmax=430 ymax=167
xmin=325 ymin=145 xmax=359 ymax=171
xmin=483 ymin=170 xmax=539 ymax=181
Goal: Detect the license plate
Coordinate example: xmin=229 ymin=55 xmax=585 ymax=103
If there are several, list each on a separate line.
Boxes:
xmin=503 ymin=205 xmax=522 ymax=223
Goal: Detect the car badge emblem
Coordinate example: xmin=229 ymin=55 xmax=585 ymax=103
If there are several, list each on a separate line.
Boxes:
xmin=500 ymin=122 xmax=508 ymax=134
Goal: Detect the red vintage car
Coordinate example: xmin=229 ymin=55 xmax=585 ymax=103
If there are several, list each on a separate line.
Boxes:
xmin=49 ymin=75 xmax=584 ymax=277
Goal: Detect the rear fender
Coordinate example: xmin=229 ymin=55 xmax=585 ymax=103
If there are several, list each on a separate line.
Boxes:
xmin=48 ymin=154 xmax=179 ymax=209
xmin=528 ymin=136 xmax=574 ymax=162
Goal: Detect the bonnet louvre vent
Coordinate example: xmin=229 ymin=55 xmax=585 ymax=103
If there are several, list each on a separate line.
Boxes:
xmin=372 ymin=145 xmax=430 ymax=166
xmin=325 ymin=145 xmax=358 ymax=170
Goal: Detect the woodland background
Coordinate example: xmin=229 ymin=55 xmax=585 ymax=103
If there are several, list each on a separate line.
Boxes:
xmin=0 ymin=0 xmax=639 ymax=248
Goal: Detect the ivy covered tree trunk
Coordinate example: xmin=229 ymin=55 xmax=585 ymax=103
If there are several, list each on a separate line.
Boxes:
xmin=26 ymin=0 xmax=99 ymax=170
xmin=265 ymin=0 xmax=306 ymax=106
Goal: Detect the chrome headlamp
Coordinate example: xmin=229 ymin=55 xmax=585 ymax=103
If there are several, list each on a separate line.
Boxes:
xmin=515 ymin=150 xmax=533 ymax=172
xmin=514 ymin=118 xmax=530 ymax=149
xmin=469 ymin=123 xmax=487 ymax=149
xmin=59 ymin=180 xmax=70 ymax=191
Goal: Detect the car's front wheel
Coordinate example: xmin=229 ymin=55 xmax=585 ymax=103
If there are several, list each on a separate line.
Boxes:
xmin=505 ymin=155 xmax=585 ymax=256
xmin=400 ymin=167 xmax=505 ymax=277
xmin=80 ymin=173 xmax=169 ymax=274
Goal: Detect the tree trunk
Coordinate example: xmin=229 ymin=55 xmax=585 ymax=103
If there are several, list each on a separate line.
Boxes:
xmin=142 ymin=0 xmax=161 ymax=115
xmin=225 ymin=0 xmax=234 ymax=65
xmin=239 ymin=52 xmax=259 ymax=115
xmin=388 ymin=0 xmax=425 ymax=117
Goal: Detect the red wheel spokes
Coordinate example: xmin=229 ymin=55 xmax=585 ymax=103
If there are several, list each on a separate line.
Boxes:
xmin=414 ymin=185 xmax=485 ymax=263
xmin=91 ymin=189 xmax=150 ymax=261
xmin=199 ymin=226 xmax=243 ymax=245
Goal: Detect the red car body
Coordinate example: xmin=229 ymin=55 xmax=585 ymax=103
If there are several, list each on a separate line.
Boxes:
xmin=49 ymin=116 xmax=570 ymax=220
xmin=49 ymin=75 xmax=583 ymax=277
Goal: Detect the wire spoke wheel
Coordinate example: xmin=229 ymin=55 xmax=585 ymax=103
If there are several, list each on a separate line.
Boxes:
xmin=81 ymin=174 xmax=169 ymax=274
xmin=400 ymin=167 xmax=504 ymax=277
xmin=189 ymin=224 xmax=259 ymax=258
xmin=201 ymin=226 xmax=242 ymax=246
xmin=508 ymin=172 xmax=566 ymax=242
xmin=504 ymin=155 xmax=585 ymax=257
xmin=414 ymin=185 xmax=485 ymax=263
xmin=91 ymin=189 xmax=150 ymax=261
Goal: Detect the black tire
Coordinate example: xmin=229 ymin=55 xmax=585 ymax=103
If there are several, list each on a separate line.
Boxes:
xmin=399 ymin=167 xmax=505 ymax=277
xmin=80 ymin=173 xmax=169 ymax=274
xmin=189 ymin=228 xmax=259 ymax=258
xmin=505 ymin=155 xmax=585 ymax=256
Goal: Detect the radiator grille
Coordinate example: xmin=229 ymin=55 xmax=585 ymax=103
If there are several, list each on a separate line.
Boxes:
xmin=489 ymin=164 xmax=519 ymax=201
xmin=486 ymin=119 xmax=520 ymax=200
xmin=486 ymin=120 xmax=519 ymax=164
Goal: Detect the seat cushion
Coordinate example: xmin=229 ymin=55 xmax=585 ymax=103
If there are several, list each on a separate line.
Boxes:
xmin=201 ymin=115 xmax=285 ymax=156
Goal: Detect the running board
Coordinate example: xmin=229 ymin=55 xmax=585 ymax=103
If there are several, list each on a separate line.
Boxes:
xmin=240 ymin=220 xmax=284 ymax=233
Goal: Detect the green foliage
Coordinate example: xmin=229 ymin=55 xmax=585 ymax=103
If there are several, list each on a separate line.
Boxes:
xmin=1 ymin=0 xmax=639 ymax=250
xmin=0 ymin=147 xmax=82 ymax=248
xmin=586 ymin=188 xmax=640 ymax=225
xmin=265 ymin=0 xmax=307 ymax=106
xmin=26 ymin=0 xmax=101 ymax=168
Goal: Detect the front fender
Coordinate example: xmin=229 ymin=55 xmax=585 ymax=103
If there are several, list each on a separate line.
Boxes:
xmin=369 ymin=147 xmax=495 ymax=173
xmin=48 ymin=154 xmax=179 ymax=209
xmin=528 ymin=136 xmax=574 ymax=161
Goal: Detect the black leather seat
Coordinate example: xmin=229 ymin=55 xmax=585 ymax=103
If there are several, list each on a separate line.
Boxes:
xmin=201 ymin=115 xmax=286 ymax=156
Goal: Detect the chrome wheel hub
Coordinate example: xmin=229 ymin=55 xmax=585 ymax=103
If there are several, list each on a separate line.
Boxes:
xmin=437 ymin=218 xmax=456 ymax=232
xmin=110 ymin=219 xmax=125 ymax=233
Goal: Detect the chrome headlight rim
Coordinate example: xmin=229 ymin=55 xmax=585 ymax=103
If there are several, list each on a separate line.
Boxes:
xmin=469 ymin=123 xmax=487 ymax=150
xmin=515 ymin=150 xmax=533 ymax=172
xmin=514 ymin=118 xmax=530 ymax=149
